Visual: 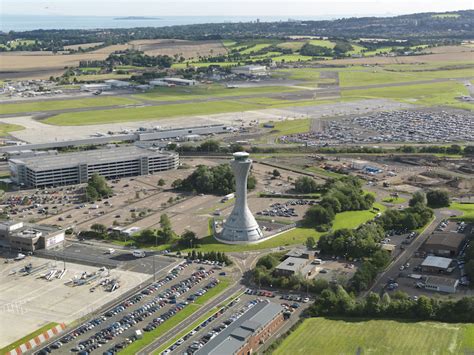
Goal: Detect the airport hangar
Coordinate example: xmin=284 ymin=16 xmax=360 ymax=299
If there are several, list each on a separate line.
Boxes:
xmin=9 ymin=146 xmax=179 ymax=188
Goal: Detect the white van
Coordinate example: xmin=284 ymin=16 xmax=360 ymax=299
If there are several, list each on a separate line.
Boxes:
xmin=312 ymin=258 xmax=323 ymax=265
xmin=132 ymin=250 xmax=146 ymax=258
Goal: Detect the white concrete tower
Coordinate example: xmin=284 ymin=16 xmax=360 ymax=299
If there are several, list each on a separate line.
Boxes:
xmin=219 ymin=152 xmax=264 ymax=243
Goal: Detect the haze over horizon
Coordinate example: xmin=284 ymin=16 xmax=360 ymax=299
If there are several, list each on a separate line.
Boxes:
xmin=2 ymin=0 xmax=473 ymax=17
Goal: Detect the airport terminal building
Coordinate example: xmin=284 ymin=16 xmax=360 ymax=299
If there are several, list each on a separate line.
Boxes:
xmin=9 ymin=146 xmax=179 ymax=188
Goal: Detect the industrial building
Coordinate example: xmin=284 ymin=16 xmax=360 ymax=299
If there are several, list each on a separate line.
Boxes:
xmin=423 ymin=232 xmax=466 ymax=257
xmin=420 ymin=256 xmax=453 ymax=273
xmin=150 ymin=78 xmax=197 ymax=86
xmin=9 ymin=146 xmax=179 ymax=188
xmin=80 ymin=83 xmax=111 ymax=92
xmin=424 ymin=276 xmax=459 ymax=294
xmin=219 ymin=152 xmax=264 ymax=244
xmin=231 ymin=65 xmax=268 ymax=77
xmin=0 ymin=221 xmax=65 ymax=252
xmin=196 ymin=301 xmax=285 ymax=355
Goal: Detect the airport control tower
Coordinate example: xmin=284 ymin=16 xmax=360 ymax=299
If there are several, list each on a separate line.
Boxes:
xmin=219 ymin=152 xmax=264 ymax=244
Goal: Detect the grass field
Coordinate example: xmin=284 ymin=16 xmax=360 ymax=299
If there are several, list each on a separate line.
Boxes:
xmin=0 ymin=97 xmax=139 ymax=115
xmin=450 ymin=203 xmax=474 ymax=222
xmin=382 ymin=197 xmax=407 ymax=204
xmin=44 ymin=100 xmax=263 ymax=125
xmin=308 ymin=39 xmax=336 ymax=48
xmin=181 ymin=207 xmax=382 ymax=253
xmin=0 ymin=322 xmax=59 ymax=354
xmin=269 ymin=118 xmax=311 ymax=136
xmin=0 ymin=123 xmax=24 ymax=136
xmin=432 ymin=13 xmax=460 ymax=18
xmin=342 ymin=81 xmax=472 ymax=110
xmin=339 ymin=68 xmax=474 ymax=87
xmin=274 ymin=318 xmax=474 ymax=355
xmin=134 ymin=85 xmax=298 ymax=102
xmin=305 ymin=166 xmax=345 ymax=179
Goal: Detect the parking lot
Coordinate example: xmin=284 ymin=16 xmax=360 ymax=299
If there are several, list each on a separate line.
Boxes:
xmin=37 ymin=262 xmax=223 ymax=355
xmin=0 ymin=254 xmax=152 ymax=348
xmin=382 ymin=220 xmax=473 ymax=298
xmin=281 ymin=108 xmax=474 ymax=145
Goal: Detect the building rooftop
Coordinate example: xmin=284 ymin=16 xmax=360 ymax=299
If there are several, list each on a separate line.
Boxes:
xmin=285 ymin=246 xmax=316 ymax=259
xmin=275 ymin=257 xmax=308 ymax=272
xmin=10 ymin=146 xmax=175 ymax=171
xmin=425 ymin=276 xmax=458 ymax=287
xmin=425 ymin=232 xmax=466 ymax=249
xmin=421 ymin=255 xmax=452 ymax=270
xmin=196 ymin=301 xmax=283 ymax=355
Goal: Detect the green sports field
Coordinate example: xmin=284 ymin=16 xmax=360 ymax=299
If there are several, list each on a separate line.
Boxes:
xmin=274 ymin=318 xmax=474 ymax=355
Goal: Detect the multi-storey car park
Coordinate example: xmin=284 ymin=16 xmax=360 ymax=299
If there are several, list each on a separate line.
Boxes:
xmin=8 ymin=146 xmax=179 ymax=188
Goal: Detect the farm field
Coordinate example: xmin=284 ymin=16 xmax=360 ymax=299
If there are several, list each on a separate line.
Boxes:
xmin=274 ymin=318 xmax=474 ymax=355
xmin=0 ymin=96 xmax=139 ymax=115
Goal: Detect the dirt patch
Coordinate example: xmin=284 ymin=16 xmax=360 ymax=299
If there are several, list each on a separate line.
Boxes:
xmin=64 ymin=42 xmax=104 ymax=50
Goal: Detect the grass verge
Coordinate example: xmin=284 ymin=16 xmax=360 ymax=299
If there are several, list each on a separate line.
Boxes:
xmin=450 ymin=202 xmax=474 ymax=223
xmin=0 ymin=123 xmax=24 ymax=136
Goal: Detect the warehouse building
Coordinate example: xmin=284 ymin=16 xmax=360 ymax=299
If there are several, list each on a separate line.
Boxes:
xmin=0 ymin=221 xmax=65 ymax=252
xmin=424 ymin=276 xmax=458 ymax=294
xmin=231 ymin=65 xmax=268 ymax=77
xmin=9 ymin=146 xmax=179 ymax=188
xmin=196 ymin=301 xmax=285 ymax=355
xmin=420 ymin=255 xmax=453 ymax=273
xmin=423 ymin=232 xmax=466 ymax=257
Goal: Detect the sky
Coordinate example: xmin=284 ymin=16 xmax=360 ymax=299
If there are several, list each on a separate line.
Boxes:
xmin=1 ymin=0 xmax=473 ymax=17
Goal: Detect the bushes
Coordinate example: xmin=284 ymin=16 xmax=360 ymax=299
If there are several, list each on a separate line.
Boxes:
xmin=294 ymin=176 xmax=320 ymax=193
xmin=377 ymin=203 xmax=433 ymax=231
xmin=426 ymin=190 xmax=450 ymax=208
xmin=84 ymin=174 xmax=112 ymax=202
xmin=309 ymin=286 xmax=474 ymax=323
xmin=187 ymin=250 xmax=232 ymax=265
xmin=303 ymin=176 xmax=374 ymax=229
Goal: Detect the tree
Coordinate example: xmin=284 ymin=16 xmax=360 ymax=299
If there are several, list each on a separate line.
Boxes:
xmin=198 ymin=140 xmax=220 ymax=152
xmin=91 ymin=223 xmax=107 ymax=235
xmin=304 ymin=205 xmax=334 ymax=227
xmin=157 ymin=178 xmax=166 ymax=186
xmin=294 ymin=176 xmax=319 ymax=194
xmin=305 ymin=236 xmax=316 ymax=249
xmin=136 ymin=229 xmax=155 ymax=244
xmin=179 ymin=230 xmax=198 ymax=248
xmin=426 ymin=190 xmax=450 ymax=208
xmin=409 ymin=191 xmax=426 ymax=207
xmin=272 ymin=169 xmax=281 ymax=178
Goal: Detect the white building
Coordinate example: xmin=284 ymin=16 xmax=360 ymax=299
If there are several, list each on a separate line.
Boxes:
xmin=424 ymin=276 xmax=458 ymax=294
xmin=80 ymin=83 xmax=111 ymax=92
xmin=105 ymin=79 xmax=131 ymax=88
xmin=232 ymin=65 xmax=268 ymax=77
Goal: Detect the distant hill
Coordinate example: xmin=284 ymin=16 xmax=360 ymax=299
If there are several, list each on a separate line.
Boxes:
xmin=2 ymin=10 xmax=473 ymax=50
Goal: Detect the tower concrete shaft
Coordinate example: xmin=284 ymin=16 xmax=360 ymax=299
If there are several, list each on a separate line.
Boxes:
xmin=220 ymin=152 xmax=263 ymax=243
